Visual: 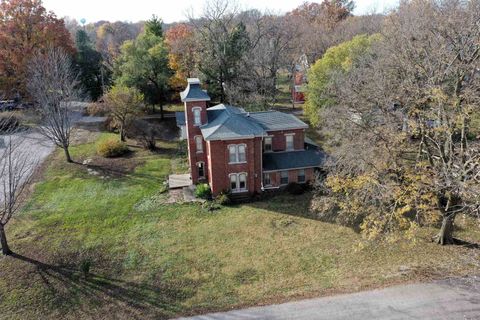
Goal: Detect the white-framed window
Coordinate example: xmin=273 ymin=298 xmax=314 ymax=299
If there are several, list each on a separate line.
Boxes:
xmin=264 ymin=137 xmax=272 ymax=152
xmin=230 ymin=173 xmax=248 ymax=192
xmin=280 ymin=171 xmax=289 ymax=185
xmin=195 ymin=136 xmax=203 ymax=153
xmin=230 ymin=174 xmax=237 ymax=190
xmin=238 ymin=144 xmax=246 ymax=162
xmin=229 ymin=145 xmax=237 ymax=163
xmin=298 ymin=169 xmax=306 ymax=183
xmin=197 ymin=162 xmax=205 ymax=178
xmin=228 ymin=144 xmax=247 ymax=164
xmin=263 ymin=173 xmax=271 ymax=186
xmin=286 ymin=134 xmax=294 ymax=151
xmin=193 ymin=107 xmax=202 ymax=126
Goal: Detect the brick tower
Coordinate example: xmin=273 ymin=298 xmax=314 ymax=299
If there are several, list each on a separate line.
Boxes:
xmin=180 ymin=78 xmax=211 ymax=183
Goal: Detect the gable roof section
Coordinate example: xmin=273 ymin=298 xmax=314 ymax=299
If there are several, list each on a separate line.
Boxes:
xmin=247 ymin=111 xmax=308 ymax=131
xmin=263 ymin=149 xmax=326 ymax=172
xmin=180 ymin=78 xmax=211 ymax=102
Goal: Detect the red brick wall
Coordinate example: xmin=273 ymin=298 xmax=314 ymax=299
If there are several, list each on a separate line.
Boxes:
xmin=267 ymin=129 xmax=305 ymax=152
xmin=185 ymin=101 xmax=208 ymax=183
xmin=264 ymin=168 xmax=315 ymax=188
xmin=208 ymin=137 xmax=263 ymax=196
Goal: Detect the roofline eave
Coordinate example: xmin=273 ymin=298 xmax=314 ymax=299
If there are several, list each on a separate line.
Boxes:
xmin=262 ymin=164 xmax=323 ymax=173
xmin=181 ymin=97 xmax=211 ymax=103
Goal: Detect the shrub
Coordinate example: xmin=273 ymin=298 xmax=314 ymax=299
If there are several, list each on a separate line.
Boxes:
xmin=195 ymin=183 xmax=212 ymax=200
xmin=285 ymin=182 xmax=305 ymax=195
xmin=215 ymin=192 xmax=232 ymax=206
xmin=79 ymin=259 xmax=91 ymax=279
xmin=127 ymin=120 xmax=158 ymax=150
xmin=96 ymin=138 xmax=129 ymax=158
xmin=202 ymin=201 xmax=221 ymax=212
xmin=86 ymin=102 xmax=108 ymax=116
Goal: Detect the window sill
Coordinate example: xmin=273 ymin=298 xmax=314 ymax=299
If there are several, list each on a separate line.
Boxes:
xmin=232 ymin=189 xmax=248 ymax=194
xmin=229 ymin=162 xmax=247 ymax=165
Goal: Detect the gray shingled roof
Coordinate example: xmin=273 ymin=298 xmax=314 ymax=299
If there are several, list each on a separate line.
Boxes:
xmin=180 ymin=78 xmax=211 ymax=102
xmin=248 ymin=111 xmax=308 ymax=131
xmin=175 ymin=112 xmax=186 ymax=126
xmin=201 ymin=105 xmax=309 ymax=141
xmin=202 ymin=104 xmax=265 ymax=141
xmin=263 ymin=149 xmax=326 ymax=171
xmin=175 ymin=102 xmax=310 ymax=141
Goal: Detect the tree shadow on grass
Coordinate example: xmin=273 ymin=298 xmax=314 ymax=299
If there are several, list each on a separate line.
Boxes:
xmin=9 ymin=253 xmax=196 ymax=318
xmin=246 ymin=191 xmax=363 ymax=234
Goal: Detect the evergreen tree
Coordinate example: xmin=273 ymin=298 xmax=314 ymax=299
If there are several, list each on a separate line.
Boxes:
xmin=75 ymin=29 xmax=106 ymax=100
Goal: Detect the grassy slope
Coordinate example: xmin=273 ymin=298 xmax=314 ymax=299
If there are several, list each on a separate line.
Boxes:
xmin=0 ymin=133 xmax=479 ymax=319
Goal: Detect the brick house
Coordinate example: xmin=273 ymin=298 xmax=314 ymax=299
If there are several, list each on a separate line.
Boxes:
xmin=176 ymin=78 xmax=325 ymax=196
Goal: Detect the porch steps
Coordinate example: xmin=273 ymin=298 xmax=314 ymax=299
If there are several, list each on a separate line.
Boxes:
xmin=229 ymin=192 xmax=252 ymax=204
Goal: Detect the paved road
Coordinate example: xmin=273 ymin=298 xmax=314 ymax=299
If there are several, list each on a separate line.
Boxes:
xmin=178 ymin=277 xmax=480 ymax=320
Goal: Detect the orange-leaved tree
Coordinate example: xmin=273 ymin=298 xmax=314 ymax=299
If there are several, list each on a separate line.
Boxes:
xmin=0 ymin=0 xmax=75 ymax=98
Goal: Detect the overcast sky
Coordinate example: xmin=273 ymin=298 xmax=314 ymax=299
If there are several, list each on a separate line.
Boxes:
xmin=42 ymin=0 xmax=399 ymax=24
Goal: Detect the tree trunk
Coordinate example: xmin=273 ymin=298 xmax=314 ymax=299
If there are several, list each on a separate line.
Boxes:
xmin=160 ymin=105 xmax=164 ymax=120
xmin=120 ymin=129 xmax=126 ymax=142
xmin=434 ymin=215 xmax=456 ymax=245
xmin=64 ymin=147 xmax=73 ymax=163
xmin=0 ymin=224 xmax=12 ymax=256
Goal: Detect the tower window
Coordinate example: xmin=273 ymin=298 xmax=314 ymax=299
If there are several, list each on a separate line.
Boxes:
xmin=193 ymin=108 xmax=201 ymax=126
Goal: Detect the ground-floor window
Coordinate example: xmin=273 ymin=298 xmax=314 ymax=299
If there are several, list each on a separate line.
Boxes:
xmin=263 ymin=173 xmax=271 ymax=186
xmin=298 ymin=169 xmax=306 ymax=183
xmin=280 ymin=171 xmax=289 ymax=185
xmin=230 ymin=173 xmax=247 ymax=192
xmin=197 ymin=162 xmax=205 ymax=178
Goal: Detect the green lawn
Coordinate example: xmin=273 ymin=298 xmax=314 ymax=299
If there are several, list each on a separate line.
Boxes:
xmin=0 ymin=133 xmax=479 ymax=319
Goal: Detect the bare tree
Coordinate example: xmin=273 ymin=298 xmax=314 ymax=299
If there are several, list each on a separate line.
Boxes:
xmin=27 ymin=47 xmax=80 ymax=163
xmin=0 ymin=122 xmax=36 ymax=255
xmin=318 ymin=0 xmax=480 ymax=245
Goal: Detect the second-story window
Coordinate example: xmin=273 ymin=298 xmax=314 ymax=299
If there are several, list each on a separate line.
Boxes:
xmin=193 ymin=108 xmax=201 ymax=126
xmin=264 ymin=137 xmax=272 ymax=152
xmin=228 ymin=144 xmax=247 ymax=163
xmin=195 ymin=136 xmax=203 ymax=153
xmin=286 ymin=134 xmax=294 ymax=151
xmin=238 ymin=144 xmax=246 ymax=162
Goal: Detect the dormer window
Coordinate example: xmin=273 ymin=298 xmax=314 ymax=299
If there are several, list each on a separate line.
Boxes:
xmin=193 ymin=107 xmax=201 ymax=126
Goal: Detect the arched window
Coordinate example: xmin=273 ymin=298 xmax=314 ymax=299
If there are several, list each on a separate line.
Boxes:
xmin=197 ymin=162 xmax=205 ymax=178
xmin=229 ymin=173 xmax=248 ymax=192
xmin=193 ymin=108 xmax=202 ymax=126
xmin=195 ymin=136 xmax=203 ymax=153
